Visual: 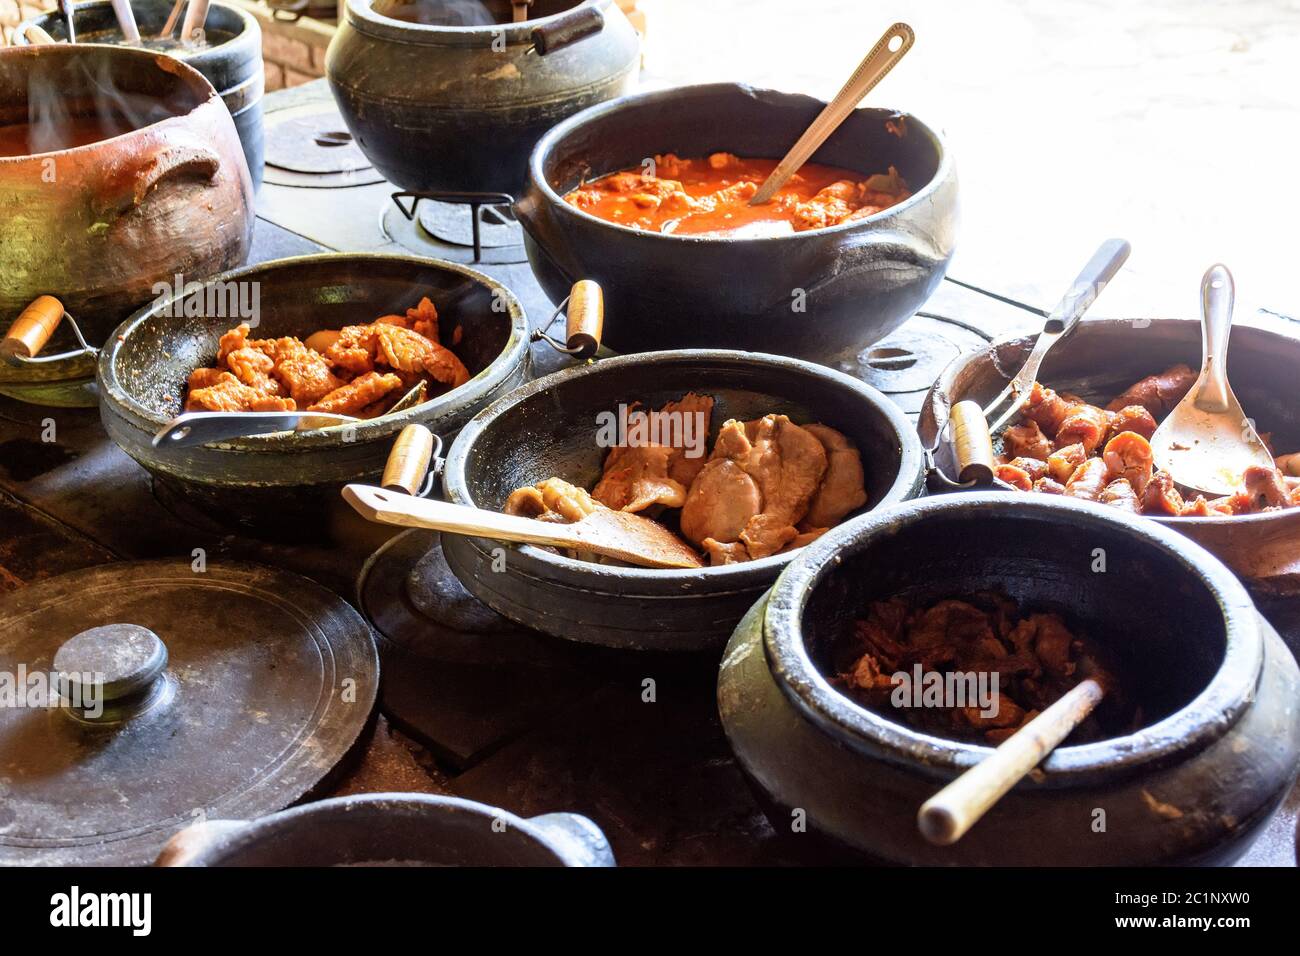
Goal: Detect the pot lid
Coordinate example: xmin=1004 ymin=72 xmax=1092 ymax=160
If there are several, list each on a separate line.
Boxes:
xmin=0 ymin=559 xmax=379 ymax=866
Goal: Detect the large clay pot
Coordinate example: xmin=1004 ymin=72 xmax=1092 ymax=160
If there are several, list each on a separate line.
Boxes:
xmin=0 ymin=45 xmax=253 ymax=344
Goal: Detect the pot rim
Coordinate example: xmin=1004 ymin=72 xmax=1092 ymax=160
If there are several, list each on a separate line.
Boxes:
xmin=345 ymin=0 xmax=612 ymax=46
xmin=0 ymin=45 xmax=221 ymax=163
xmin=525 ymin=81 xmax=952 ymax=246
xmin=442 ymin=348 xmax=925 ymax=584
xmin=176 ymin=793 xmax=587 ymax=865
xmin=930 ymin=317 xmax=1298 ymax=528
xmin=97 ymin=252 xmax=530 ymax=450
xmin=15 ymin=1 xmax=261 ymax=68
xmin=762 ymin=492 xmax=1264 ymax=781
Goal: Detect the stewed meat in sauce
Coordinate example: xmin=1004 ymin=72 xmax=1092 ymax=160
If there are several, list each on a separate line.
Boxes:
xmin=563 ymin=152 xmax=911 ymax=237
xmin=997 ymin=365 xmax=1300 ymax=516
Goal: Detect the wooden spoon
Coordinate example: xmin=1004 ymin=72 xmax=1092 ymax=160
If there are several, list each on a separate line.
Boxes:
xmin=1149 ymin=264 xmax=1273 ymax=497
xmin=749 ymin=22 xmax=915 ymax=206
xmin=341 ymin=484 xmax=705 ymax=569
xmin=917 ymin=679 xmax=1105 ymax=845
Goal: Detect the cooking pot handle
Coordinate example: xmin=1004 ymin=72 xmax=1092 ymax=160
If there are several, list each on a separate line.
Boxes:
xmin=381 ymin=423 xmax=444 ymax=497
xmin=154 ymin=819 xmax=252 ymax=867
xmin=530 ymin=3 xmax=604 ymax=55
xmin=0 ymin=295 xmax=95 ymax=368
xmin=531 ymin=280 xmax=603 ymax=360
xmin=95 ymin=141 xmax=223 ymax=218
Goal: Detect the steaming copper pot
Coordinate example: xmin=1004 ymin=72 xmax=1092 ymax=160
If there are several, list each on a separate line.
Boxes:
xmin=0 ymin=45 xmax=253 ymax=353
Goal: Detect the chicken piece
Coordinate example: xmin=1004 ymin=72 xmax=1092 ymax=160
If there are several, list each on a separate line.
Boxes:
xmin=405 ymin=296 xmax=440 ymax=341
xmin=503 ymin=486 xmax=548 ymax=518
xmin=712 ymin=414 xmax=829 ymax=535
xmin=1142 ymin=470 xmax=1185 ymax=516
xmin=307 ymin=371 xmax=403 ymax=416
xmin=802 ymin=423 xmax=868 ymax=528
xmin=1240 ymin=465 xmax=1291 ymax=510
xmin=653 ymin=392 xmax=716 ymax=488
xmin=1056 ymin=402 xmax=1111 ymax=455
xmin=1100 ymin=477 xmax=1141 ymax=513
xmin=187 ymin=367 xmax=229 ymax=391
xmin=217 ymin=323 xmax=252 ymax=364
xmin=373 ymin=324 xmax=470 ymax=388
xmin=185 ymin=371 xmax=296 ymax=413
xmin=1064 ymin=457 xmax=1111 ymax=500
xmin=1002 ymin=419 xmax=1054 ymax=460
xmin=1108 ymin=404 xmax=1158 ymax=441
xmin=680 ymin=458 xmax=761 ymax=547
xmin=652 ymin=153 xmax=692 ymax=178
xmin=1102 ymin=431 xmax=1154 ymax=495
xmin=701 ymin=538 xmax=750 ymax=566
xmin=593 ymin=444 xmax=688 ymax=513
xmin=1106 ymin=364 xmax=1197 ymax=416
xmin=324 ymin=325 xmax=379 ymax=376
xmin=224 ymin=346 xmax=285 ymax=397
xmin=261 ymin=337 xmax=342 ymax=407
xmin=1046 ymin=442 xmax=1087 ymax=484
xmin=740 ymin=513 xmax=800 ymax=560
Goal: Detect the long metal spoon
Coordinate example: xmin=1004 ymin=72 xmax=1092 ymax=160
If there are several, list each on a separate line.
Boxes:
xmin=749 ymin=22 xmax=915 ymax=206
xmin=1149 ymin=264 xmax=1273 ymax=497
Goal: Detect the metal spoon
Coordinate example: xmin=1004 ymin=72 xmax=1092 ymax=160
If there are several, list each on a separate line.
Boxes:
xmin=1149 ymin=264 xmax=1273 ymax=497
xmin=749 ymin=22 xmax=915 ymax=206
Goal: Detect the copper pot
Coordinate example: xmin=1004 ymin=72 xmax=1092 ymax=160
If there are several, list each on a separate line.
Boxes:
xmin=0 ymin=44 xmax=253 ymax=396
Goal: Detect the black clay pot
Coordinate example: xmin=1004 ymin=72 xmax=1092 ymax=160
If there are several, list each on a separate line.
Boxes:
xmin=98 ymin=253 xmax=530 ymax=530
xmin=515 ymin=82 xmax=958 ymax=360
xmin=439 ymin=349 xmax=925 ymax=651
xmin=921 ymin=319 xmax=1300 ymax=599
xmin=157 ymin=793 xmax=615 ymax=866
xmin=326 ymin=0 xmax=639 ymax=196
xmin=18 ymin=0 xmax=265 ymax=189
xmin=719 ymin=493 xmax=1300 ymax=866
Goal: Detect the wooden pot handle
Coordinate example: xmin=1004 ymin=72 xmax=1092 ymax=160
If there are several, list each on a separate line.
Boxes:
xmin=564 ymin=280 xmax=604 ymax=359
xmin=381 ymin=423 xmax=436 ymax=496
xmin=1 ymin=295 xmax=64 ymax=365
xmin=530 ymin=3 xmax=604 ymax=55
xmin=949 ymin=400 xmax=996 ymax=485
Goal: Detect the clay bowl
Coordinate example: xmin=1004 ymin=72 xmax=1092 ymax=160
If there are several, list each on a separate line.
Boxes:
xmin=515 ymin=82 xmax=958 ymax=361
xmin=0 ymin=44 xmax=253 ymax=403
xmin=157 ymin=793 xmax=614 ymax=866
xmin=439 ymin=350 xmax=925 ymax=651
xmin=920 ymin=319 xmax=1300 ymax=599
xmin=98 ymin=253 xmax=530 ymax=530
xmin=719 ymin=493 xmax=1300 ymax=865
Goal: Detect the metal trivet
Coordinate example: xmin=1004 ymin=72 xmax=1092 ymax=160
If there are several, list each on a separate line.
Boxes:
xmin=381 ymin=191 xmax=528 ymax=265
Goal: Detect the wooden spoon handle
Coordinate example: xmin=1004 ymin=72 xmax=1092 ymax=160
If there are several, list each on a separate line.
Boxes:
xmin=381 ymin=424 xmax=436 ymax=495
xmin=564 ymin=279 xmax=604 ymax=359
xmin=1 ymin=295 xmax=64 ymax=363
xmin=918 ymin=678 xmax=1105 ymax=845
xmin=342 ymin=483 xmax=586 ymax=550
xmin=750 ymin=22 xmax=915 ymax=205
xmin=1196 ymin=264 xmax=1234 ymax=413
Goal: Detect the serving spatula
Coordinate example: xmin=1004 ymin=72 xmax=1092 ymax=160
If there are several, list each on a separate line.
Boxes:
xmin=749 ymin=22 xmax=915 ymax=206
xmin=1149 ymin=265 xmax=1273 ymax=497
xmin=341 ymin=484 xmax=704 ymax=570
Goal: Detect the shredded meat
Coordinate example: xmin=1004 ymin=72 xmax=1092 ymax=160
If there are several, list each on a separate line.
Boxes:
xmin=835 ymin=592 xmax=1131 ymax=744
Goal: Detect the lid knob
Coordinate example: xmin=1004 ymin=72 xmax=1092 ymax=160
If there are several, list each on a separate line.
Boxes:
xmin=53 ymin=624 xmax=169 ymax=719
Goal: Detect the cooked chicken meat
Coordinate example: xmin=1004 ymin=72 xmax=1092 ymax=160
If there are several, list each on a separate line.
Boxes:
xmin=184 ymin=296 xmax=469 ymax=418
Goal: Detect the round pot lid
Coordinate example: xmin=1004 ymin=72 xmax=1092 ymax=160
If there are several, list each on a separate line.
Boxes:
xmin=0 ymin=559 xmax=379 ymax=866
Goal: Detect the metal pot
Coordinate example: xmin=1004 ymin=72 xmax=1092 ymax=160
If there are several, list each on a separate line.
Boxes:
xmin=96 ymin=253 xmax=530 ymax=530
xmin=326 ymin=0 xmax=639 ymax=196
xmin=157 ymin=793 xmax=615 ymax=866
xmin=719 ymin=493 xmax=1300 ymax=865
xmin=920 ymin=319 xmax=1300 ymax=599
xmin=515 ymin=82 xmax=958 ymax=360
xmin=15 ymin=0 xmax=266 ymax=189
xmin=0 ymin=44 xmax=253 ymax=404
xmin=439 ymin=349 xmax=926 ymax=651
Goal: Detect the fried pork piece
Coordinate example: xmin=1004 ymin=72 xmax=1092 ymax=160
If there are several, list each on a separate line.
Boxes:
xmin=1102 ymin=431 xmax=1154 ymax=495
xmin=802 ymin=423 xmax=868 ymax=528
xmin=1065 ymin=457 xmax=1110 ymax=500
xmin=373 ymin=323 xmax=470 ymax=388
xmin=1108 ymin=404 xmax=1158 ymax=441
xmin=260 ymin=336 xmax=342 ymax=406
xmin=1105 ymin=364 xmax=1197 ymax=415
xmin=307 ymin=371 xmax=403 ymax=416
xmin=837 ymin=593 xmax=1126 ymax=744
xmin=225 ymin=347 xmax=285 ymax=397
xmin=593 ymin=444 xmax=688 ymax=513
xmin=680 ymin=458 xmax=761 ymax=549
xmin=185 ymin=371 xmax=297 ymax=413
xmin=1046 ymin=442 xmax=1087 ymax=484
xmin=1002 ymin=419 xmax=1054 ymax=460
xmin=1021 ymin=382 xmax=1081 ymax=437
xmin=1142 ymin=470 xmax=1185 ymax=515
xmin=1056 ymin=402 xmax=1111 ymax=455
xmin=1241 ymin=465 xmax=1292 ymax=510
xmin=1100 ymin=477 xmax=1141 ymax=513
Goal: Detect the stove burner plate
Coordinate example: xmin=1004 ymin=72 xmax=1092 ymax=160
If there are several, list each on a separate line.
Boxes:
xmin=381 ymin=199 xmax=528 ymax=266
xmin=262 ymin=106 xmax=384 ymax=188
